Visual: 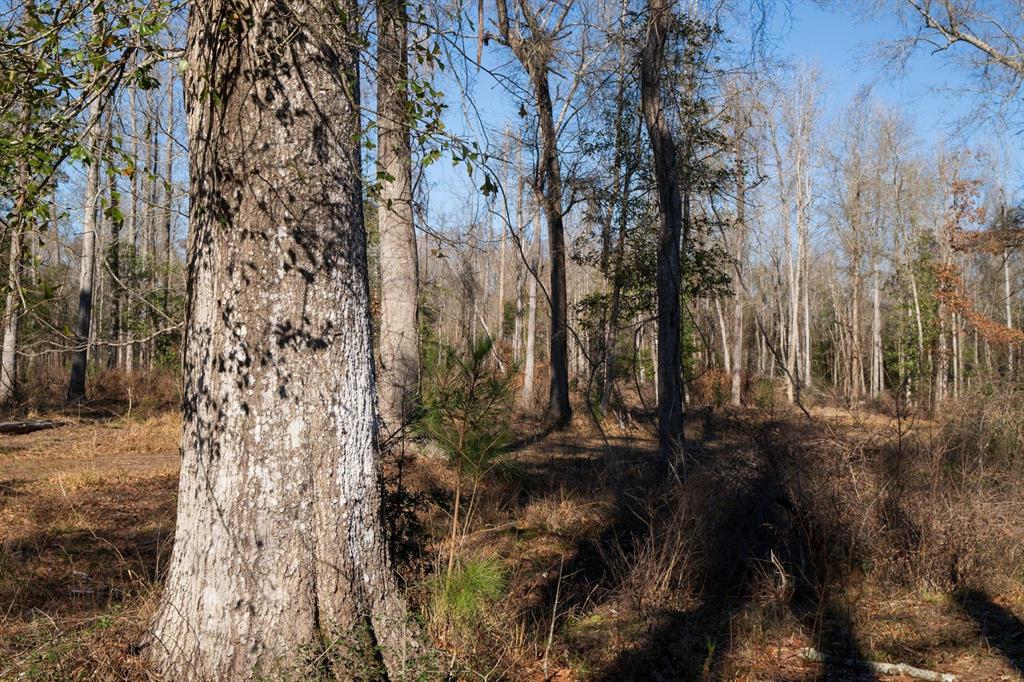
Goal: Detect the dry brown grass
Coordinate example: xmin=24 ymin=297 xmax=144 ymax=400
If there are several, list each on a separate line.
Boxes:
xmin=0 ymin=468 xmax=176 ymax=679
xmin=3 ymin=398 xmax=1024 ymax=680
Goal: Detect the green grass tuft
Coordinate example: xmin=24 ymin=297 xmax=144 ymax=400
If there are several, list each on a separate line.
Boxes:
xmin=431 ymin=556 xmax=507 ymax=629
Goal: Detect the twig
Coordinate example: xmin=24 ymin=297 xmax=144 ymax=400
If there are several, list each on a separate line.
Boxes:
xmin=0 ymin=419 xmax=63 ymax=435
xmin=542 ymin=556 xmax=564 ymax=677
xmin=799 ymin=647 xmax=958 ymax=681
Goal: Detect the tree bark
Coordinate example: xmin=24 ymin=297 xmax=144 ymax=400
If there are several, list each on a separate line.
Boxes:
xmin=1005 ymin=249 xmax=1013 ymax=375
xmin=67 ymin=54 xmax=104 ymax=403
xmin=641 ymin=0 xmax=684 ymax=456
xmin=0 ymin=102 xmax=30 ymax=405
xmin=107 ymin=156 xmax=122 ymax=369
xmin=870 ymin=265 xmax=882 ymax=398
xmin=376 ymin=0 xmax=419 ymax=435
xmin=161 ymin=55 xmax=175 ymax=313
xmin=730 ymin=151 xmax=747 ymax=407
xmin=1 ymin=216 xmax=22 ymax=405
xmin=715 ymin=299 xmax=731 ymax=373
xmin=149 ymin=3 xmax=411 ymax=677
xmin=520 ymin=232 xmax=541 ymax=409
xmin=532 ymin=72 xmax=571 ymax=428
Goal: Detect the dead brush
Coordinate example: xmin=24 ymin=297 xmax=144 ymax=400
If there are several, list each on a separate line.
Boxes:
xmin=689 ymin=368 xmax=732 ymax=408
xmin=597 ymin=488 xmax=700 ymax=610
xmin=754 ymin=389 xmax=1024 ymax=603
xmin=90 ymin=368 xmax=181 ymax=416
xmin=938 ymin=382 xmax=1024 ymax=480
xmin=748 ymin=550 xmax=795 ymax=616
xmin=520 ymin=485 xmax=606 ymax=537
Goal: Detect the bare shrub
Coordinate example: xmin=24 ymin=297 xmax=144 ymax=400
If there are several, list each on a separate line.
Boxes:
xmin=597 ymin=488 xmax=701 ymax=610
xmin=90 ymin=369 xmax=180 ymax=414
xmin=689 ymin=368 xmax=731 ymax=408
xmin=939 ymin=382 xmax=1024 ymax=477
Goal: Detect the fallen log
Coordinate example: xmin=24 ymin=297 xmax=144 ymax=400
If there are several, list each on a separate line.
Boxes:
xmin=800 ymin=648 xmax=957 ymax=681
xmin=0 ymin=420 xmax=64 ymax=435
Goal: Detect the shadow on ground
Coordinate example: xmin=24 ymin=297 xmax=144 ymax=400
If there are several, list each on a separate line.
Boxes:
xmin=958 ymin=589 xmax=1024 ymax=675
xmin=500 ymin=410 xmax=881 ymax=680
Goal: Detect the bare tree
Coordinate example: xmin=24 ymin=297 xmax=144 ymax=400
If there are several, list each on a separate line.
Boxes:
xmin=67 ymin=20 xmax=105 ymax=403
xmin=641 ymin=0 xmax=685 ymax=455
xmin=492 ymin=0 xmax=574 ymax=428
xmin=0 ymin=3 xmax=34 ymax=405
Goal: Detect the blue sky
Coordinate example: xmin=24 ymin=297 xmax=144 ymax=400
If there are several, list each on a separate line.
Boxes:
xmin=419 ymin=0 xmax=1018 ymax=229
xmin=772 ymin=1 xmax=974 ymax=141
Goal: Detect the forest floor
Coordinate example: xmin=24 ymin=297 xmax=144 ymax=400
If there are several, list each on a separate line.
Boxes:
xmin=1 ymin=403 xmax=1023 ymax=680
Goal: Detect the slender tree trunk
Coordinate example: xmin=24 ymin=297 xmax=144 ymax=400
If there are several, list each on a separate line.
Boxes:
xmin=951 ymin=312 xmax=958 ymax=398
xmin=144 ymin=100 xmax=161 ymax=370
xmin=715 ymin=299 xmax=731 ymax=373
xmin=600 ymin=13 xmax=631 ymax=414
xmin=870 ymin=266 xmax=882 ymax=398
xmin=0 ymin=103 xmax=31 ymax=405
xmin=493 ymin=0 xmax=570 ymax=428
xmin=1005 ymin=250 xmax=1014 ymax=376
xmin=376 ymin=0 xmax=420 ymax=434
xmin=520 ymin=233 xmax=540 ymax=409
xmin=161 ymin=58 xmax=175 ymax=313
xmin=910 ymin=269 xmax=924 ymax=389
xmin=496 ymin=218 xmax=507 ymax=341
xmin=802 ymin=250 xmax=811 ymax=388
xmin=850 ymin=271 xmax=863 ymax=402
xmin=107 ymin=157 xmax=122 ymax=369
xmin=150 ymin=3 xmax=411 ymax=677
xmin=67 ymin=67 xmax=105 ymax=402
xmin=730 ymin=154 xmax=746 ymax=407
xmin=128 ymin=79 xmax=140 ymax=250
xmin=935 ymin=309 xmax=948 ymax=406
xmin=641 ymin=0 xmax=684 ymax=455
xmin=786 ymin=232 xmax=800 ymax=402
xmin=513 ymin=174 xmax=526 ymax=362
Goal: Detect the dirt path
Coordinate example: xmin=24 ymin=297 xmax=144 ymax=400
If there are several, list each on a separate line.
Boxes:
xmin=0 ymin=413 xmax=179 ymax=482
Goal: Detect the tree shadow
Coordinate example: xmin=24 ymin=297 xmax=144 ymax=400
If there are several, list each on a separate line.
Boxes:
xmin=957 ymin=588 xmax=1024 ymax=675
xmin=558 ymin=413 xmax=881 ymax=680
xmin=805 ymin=604 xmax=878 ymax=681
xmin=0 ymin=477 xmax=31 ymax=499
xmin=0 ymin=473 xmax=177 ymax=622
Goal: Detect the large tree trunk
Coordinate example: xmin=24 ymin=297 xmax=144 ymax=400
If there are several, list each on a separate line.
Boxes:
xmin=376 ymin=0 xmax=419 ymax=435
xmin=149 ymin=3 xmax=410 ymax=677
xmin=0 ymin=216 xmax=22 ymax=405
xmin=641 ymin=0 xmax=684 ymax=455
